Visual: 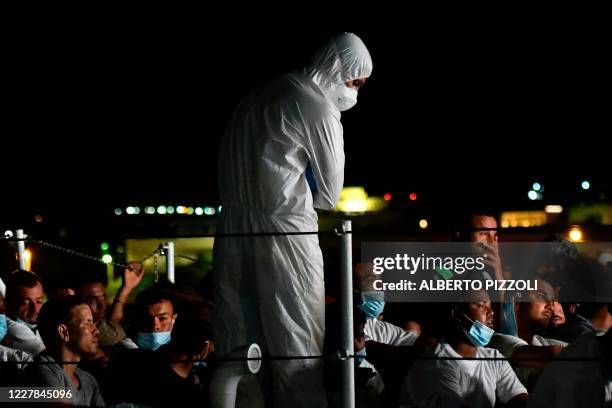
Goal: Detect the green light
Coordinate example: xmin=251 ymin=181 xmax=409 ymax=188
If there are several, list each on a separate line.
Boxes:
xmin=188 ymin=207 xmax=195 ymax=215
xmin=195 ymin=207 xmax=204 ymax=215
xmin=145 ymin=206 xmax=156 ymax=215
xmin=101 ymin=254 xmax=113 ymax=264
xmin=204 ymin=207 xmax=215 ymax=215
xmin=100 ymin=242 xmax=109 ymax=251
xmin=114 ymin=208 xmax=123 ymax=216
xmin=126 ymin=207 xmax=135 ymax=215
xmin=218 ymin=205 xmax=222 ymax=213
xmin=581 ymin=180 xmax=590 ymax=190
xmin=157 ymin=206 xmax=167 ymax=215
xmin=167 ymin=206 xmax=175 ymax=214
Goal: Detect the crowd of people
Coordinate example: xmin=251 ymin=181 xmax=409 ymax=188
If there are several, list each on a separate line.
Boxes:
xmin=0 ymin=213 xmax=610 ymax=407
xmin=0 ymin=262 xmax=214 ymax=407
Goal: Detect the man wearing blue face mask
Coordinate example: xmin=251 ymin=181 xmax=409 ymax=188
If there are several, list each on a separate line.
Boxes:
xmin=357 ymin=275 xmax=419 ymax=347
xmin=399 ymin=290 xmax=528 ymax=408
xmin=106 ymin=313 xmax=212 ymax=407
xmin=122 ymin=288 xmax=177 ymax=351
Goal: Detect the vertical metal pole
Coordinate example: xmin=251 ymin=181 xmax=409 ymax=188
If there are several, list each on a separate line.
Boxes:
xmin=164 ymin=242 xmax=175 ymax=283
xmin=340 ymin=220 xmax=355 ymax=408
xmin=17 ymin=229 xmax=26 ymax=271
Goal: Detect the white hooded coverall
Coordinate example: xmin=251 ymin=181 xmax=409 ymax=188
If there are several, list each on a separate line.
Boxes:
xmin=213 ymin=33 xmax=372 ymax=407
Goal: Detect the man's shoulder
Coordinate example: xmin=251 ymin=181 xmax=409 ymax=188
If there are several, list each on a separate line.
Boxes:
xmin=478 ymin=346 xmax=504 ymax=359
xmin=76 ymin=366 xmax=100 ymax=387
xmin=6 ymin=318 xmax=38 ymax=337
xmin=282 ymin=73 xmax=339 ymax=122
xmin=532 ymin=334 xmax=568 ymax=347
xmin=430 ymin=341 xmax=456 ymax=357
xmin=6 ymin=317 xmax=27 ymax=332
xmin=22 ymin=354 xmax=65 ymax=386
xmin=491 ymin=332 xmax=527 ymax=346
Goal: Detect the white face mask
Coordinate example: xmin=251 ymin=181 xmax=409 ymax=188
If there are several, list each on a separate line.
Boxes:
xmin=326 ymin=83 xmax=358 ymax=111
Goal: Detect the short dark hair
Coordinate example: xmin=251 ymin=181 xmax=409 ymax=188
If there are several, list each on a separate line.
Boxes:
xmin=5 ymin=270 xmax=42 ymax=307
xmin=452 ymin=212 xmax=499 ymax=241
xmin=135 ymin=288 xmax=175 ymax=309
xmin=37 ymin=296 xmax=87 ymax=350
xmin=170 ymin=313 xmax=213 ymax=355
xmin=134 ymin=288 xmax=176 ymax=329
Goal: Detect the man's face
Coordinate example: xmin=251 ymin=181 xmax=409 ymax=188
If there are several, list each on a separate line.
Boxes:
xmin=67 ymin=305 xmax=99 ymax=356
xmin=470 ymin=216 xmax=499 ymax=245
xmin=518 ymin=279 xmax=555 ymax=330
xmin=550 ymin=301 xmax=566 ymax=328
xmin=354 ymin=323 xmax=366 ymax=351
xmin=15 ymin=283 xmax=44 ymax=324
xmin=464 ymin=291 xmax=494 ymax=329
xmin=145 ymin=300 xmax=177 ymax=333
xmin=345 ymin=77 xmax=367 ymax=90
xmin=354 ymin=263 xmax=377 ymax=292
xmin=79 ymin=283 xmax=106 ymax=323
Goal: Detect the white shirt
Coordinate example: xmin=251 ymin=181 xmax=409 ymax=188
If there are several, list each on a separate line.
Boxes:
xmin=488 ymin=332 xmax=568 ymax=389
xmin=364 ymin=318 xmax=419 ymax=346
xmin=488 ymin=333 xmax=568 ymax=358
xmin=528 ymin=331 xmax=612 ymax=408
xmin=399 ymin=341 xmax=527 ymax=408
xmin=2 ymin=318 xmax=45 ymax=356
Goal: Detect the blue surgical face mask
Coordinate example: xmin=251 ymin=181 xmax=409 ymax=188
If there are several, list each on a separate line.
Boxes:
xmin=355 ymin=348 xmax=367 ymax=366
xmin=462 ymin=313 xmax=494 ymax=347
xmin=0 ymin=315 xmax=7 ymax=342
xmin=135 ymin=331 xmax=171 ymax=351
xmin=16 ymin=318 xmax=38 ymax=332
xmin=358 ymin=291 xmax=385 ymax=319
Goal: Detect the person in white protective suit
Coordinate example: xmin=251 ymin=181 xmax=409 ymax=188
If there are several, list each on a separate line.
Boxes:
xmin=214 ymin=32 xmax=372 ymax=407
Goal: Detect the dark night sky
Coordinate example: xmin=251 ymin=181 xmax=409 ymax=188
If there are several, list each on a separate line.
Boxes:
xmin=3 ymin=21 xmax=609 ymax=224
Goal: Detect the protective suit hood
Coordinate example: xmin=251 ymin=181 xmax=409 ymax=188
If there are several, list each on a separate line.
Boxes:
xmin=303 ymin=32 xmax=373 ymax=91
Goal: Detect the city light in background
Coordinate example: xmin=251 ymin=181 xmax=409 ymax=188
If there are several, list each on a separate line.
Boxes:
xmin=24 ymin=248 xmax=32 ymax=271
xmin=544 ymin=205 xmax=563 ymax=214
xmin=568 ymin=227 xmax=583 ymax=242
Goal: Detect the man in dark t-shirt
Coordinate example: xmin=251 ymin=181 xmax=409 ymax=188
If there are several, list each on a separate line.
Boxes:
xmin=106 ymin=314 xmax=213 ymax=407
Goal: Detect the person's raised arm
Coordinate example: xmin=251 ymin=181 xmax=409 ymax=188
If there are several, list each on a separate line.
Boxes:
xmin=110 ymin=261 xmax=143 ymax=325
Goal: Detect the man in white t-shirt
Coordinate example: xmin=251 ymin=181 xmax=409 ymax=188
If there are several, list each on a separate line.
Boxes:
xmin=0 ymin=308 xmax=33 ymax=384
xmin=487 ymin=279 xmax=567 ymax=390
xmin=356 ymin=263 xmax=420 ymax=347
xmin=399 ymin=290 xmax=527 ymax=408
xmin=364 ymin=314 xmax=419 ymax=347
xmin=2 ymin=271 xmax=46 ymax=356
